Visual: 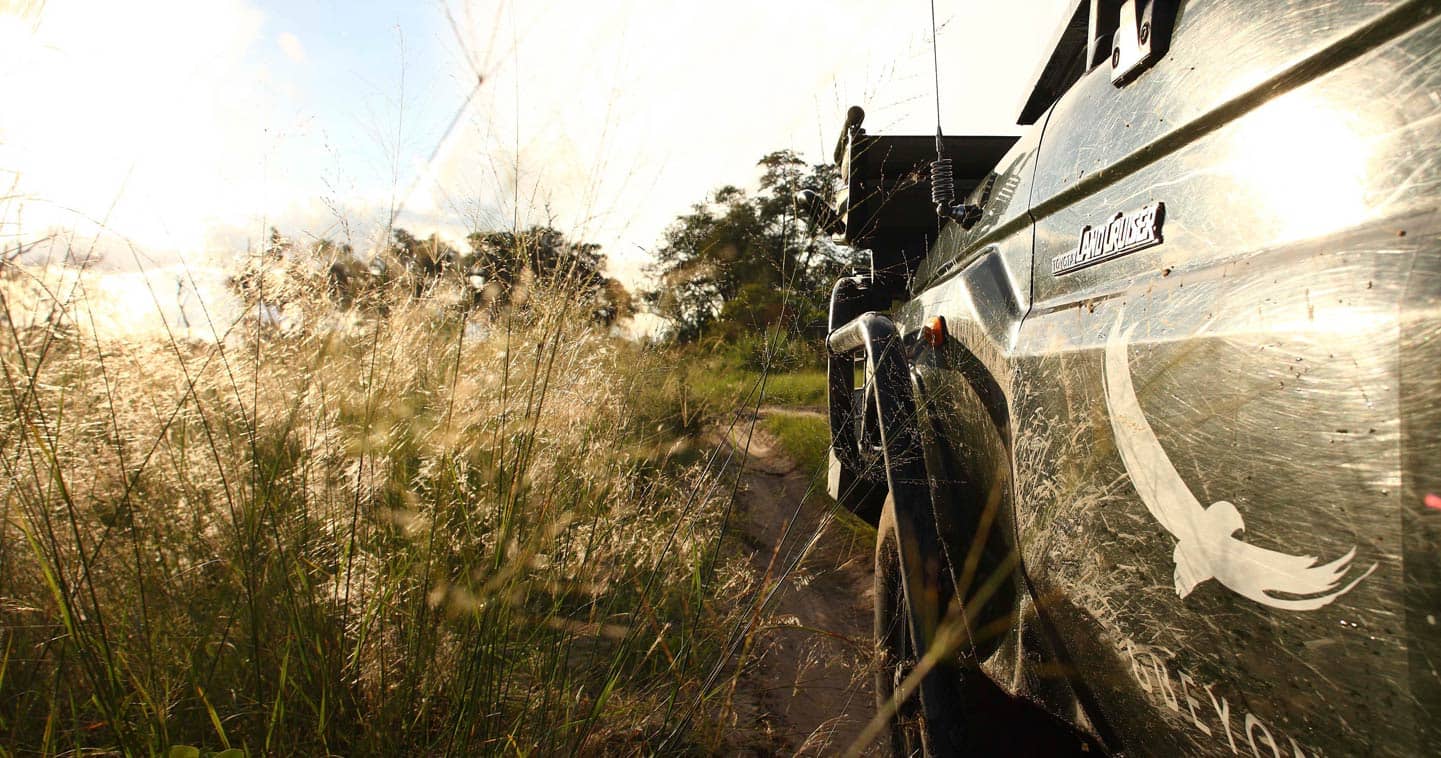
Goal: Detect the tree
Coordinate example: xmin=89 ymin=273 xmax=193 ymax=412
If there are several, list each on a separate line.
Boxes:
xmin=464 ymin=225 xmax=631 ymax=326
xmin=311 ymin=239 xmax=366 ymax=307
xmin=389 ymin=228 xmax=461 ymax=295
xmin=230 ymin=227 xmax=329 ymax=328
xmin=593 ymin=277 xmax=635 ymax=327
xmin=229 ymin=224 xmax=632 ymax=328
xmin=645 ymin=150 xmax=857 ymax=342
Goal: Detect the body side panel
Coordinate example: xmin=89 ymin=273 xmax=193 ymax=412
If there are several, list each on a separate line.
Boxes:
xmin=1014 ymin=1 xmax=1441 ymax=754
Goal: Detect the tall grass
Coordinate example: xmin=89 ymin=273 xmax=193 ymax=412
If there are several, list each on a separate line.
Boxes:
xmin=0 ymin=262 xmax=755 ymax=754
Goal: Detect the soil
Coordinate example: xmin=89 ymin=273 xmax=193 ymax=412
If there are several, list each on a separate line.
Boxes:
xmin=709 ymin=406 xmax=885 ymax=756
xmin=702 ymin=408 xmax=1099 ymax=758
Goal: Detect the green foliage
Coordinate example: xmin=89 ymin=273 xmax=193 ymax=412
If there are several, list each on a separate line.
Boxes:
xmin=680 ymin=354 xmax=827 ymax=410
xmin=464 ymin=226 xmax=634 ymax=325
xmin=724 ymin=329 xmax=823 ymax=373
xmin=646 ymin=150 xmax=860 ymax=342
xmin=761 ymin=413 xmax=831 ymax=476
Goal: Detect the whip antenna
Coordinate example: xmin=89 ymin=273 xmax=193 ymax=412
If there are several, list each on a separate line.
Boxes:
xmin=929 ymin=0 xmax=943 ymax=134
xmin=927 ymin=0 xmax=966 ymax=223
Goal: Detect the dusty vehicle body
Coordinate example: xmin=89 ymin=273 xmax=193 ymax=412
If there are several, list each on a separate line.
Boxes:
xmin=817 ymin=0 xmax=1441 ymax=754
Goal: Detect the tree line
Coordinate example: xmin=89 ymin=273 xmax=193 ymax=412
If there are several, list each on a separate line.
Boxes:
xmin=231 ymin=147 xmax=851 ymax=341
xmin=232 ymin=224 xmax=634 ymax=327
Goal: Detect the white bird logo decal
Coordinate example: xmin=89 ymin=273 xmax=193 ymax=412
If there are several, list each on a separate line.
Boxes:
xmin=1103 ymin=318 xmax=1375 ymax=610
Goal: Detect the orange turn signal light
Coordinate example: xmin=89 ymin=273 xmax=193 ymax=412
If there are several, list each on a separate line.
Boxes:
xmin=921 ymin=315 xmax=947 ymax=348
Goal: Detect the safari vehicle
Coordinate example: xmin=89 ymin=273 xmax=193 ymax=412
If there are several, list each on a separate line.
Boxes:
xmin=809 ymin=0 xmax=1441 ymax=754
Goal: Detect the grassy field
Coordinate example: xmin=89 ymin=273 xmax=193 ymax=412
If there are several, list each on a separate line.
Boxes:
xmin=0 ymin=272 xmax=764 ymax=755
xmin=692 ymin=367 xmax=827 ymax=409
xmin=674 ymin=333 xmax=828 ymax=414
xmin=760 ymin=413 xmax=830 ymax=474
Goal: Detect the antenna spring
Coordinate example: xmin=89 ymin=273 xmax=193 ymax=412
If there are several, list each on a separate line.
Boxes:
xmin=930 ymin=155 xmax=955 ymax=215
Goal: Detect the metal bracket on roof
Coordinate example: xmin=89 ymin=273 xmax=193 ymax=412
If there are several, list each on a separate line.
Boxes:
xmin=1111 ymin=0 xmax=1173 ymax=85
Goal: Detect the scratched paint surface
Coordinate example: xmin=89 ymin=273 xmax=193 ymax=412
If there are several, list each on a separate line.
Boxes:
xmin=893 ymin=1 xmax=1441 ymax=755
xmin=1015 ymin=284 xmax=1409 ymax=755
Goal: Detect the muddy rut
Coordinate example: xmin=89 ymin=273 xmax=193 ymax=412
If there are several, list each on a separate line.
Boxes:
xmin=711 ymin=407 xmax=884 ymax=756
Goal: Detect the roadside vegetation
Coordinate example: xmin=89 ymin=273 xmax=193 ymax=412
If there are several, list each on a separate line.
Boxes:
xmin=643 ymin=147 xmax=849 ymax=430
xmin=0 ymin=236 xmax=772 ymax=754
xmin=761 ymin=413 xmax=830 ymax=474
xmin=670 ymin=333 xmax=827 ymax=413
xmin=0 ymin=146 xmax=857 ymax=754
xmin=760 ymin=411 xmax=877 ymax=544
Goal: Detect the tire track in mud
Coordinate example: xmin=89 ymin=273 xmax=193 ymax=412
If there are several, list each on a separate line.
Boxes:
xmin=709 ymin=407 xmax=884 ymax=756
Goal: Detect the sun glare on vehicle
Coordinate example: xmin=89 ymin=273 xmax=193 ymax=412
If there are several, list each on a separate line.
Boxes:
xmin=1228 ymin=90 xmax=1370 ymax=245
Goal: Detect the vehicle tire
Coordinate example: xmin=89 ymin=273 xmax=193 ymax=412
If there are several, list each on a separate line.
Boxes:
xmin=874 ymin=494 xmax=966 ymax=757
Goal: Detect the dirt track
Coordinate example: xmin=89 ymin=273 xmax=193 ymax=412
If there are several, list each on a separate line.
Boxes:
xmin=712 ymin=407 xmax=884 ymax=756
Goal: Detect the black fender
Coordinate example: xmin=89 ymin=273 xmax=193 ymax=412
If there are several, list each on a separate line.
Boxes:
xmin=907 ymin=332 xmax=1020 ymax=665
xmin=828 ymin=311 xmax=954 ymax=658
xmin=831 ymin=303 xmax=1109 ymax=751
xmin=909 ymin=318 xmax=1119 ymax=750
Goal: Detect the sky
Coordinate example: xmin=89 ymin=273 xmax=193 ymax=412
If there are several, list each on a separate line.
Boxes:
xmin=1 ymin=0 xmax=1072 ymax=292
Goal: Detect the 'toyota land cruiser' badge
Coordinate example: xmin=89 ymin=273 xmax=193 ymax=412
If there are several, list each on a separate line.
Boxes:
xmin=1052 ymin=201 xmax=1165 ymax=275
